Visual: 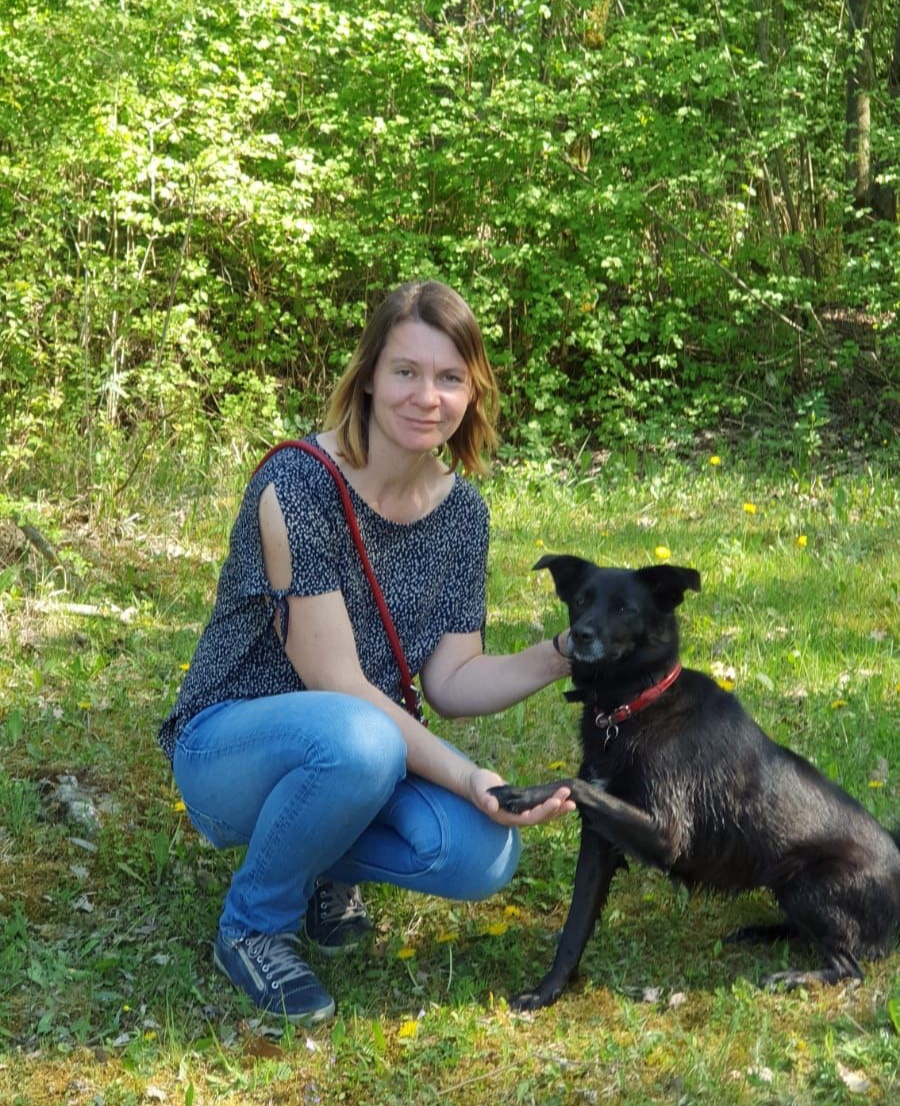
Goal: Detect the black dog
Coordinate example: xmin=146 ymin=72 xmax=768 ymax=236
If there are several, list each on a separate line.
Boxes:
xmin=491 ymin=555 xmax=900 ymax=1010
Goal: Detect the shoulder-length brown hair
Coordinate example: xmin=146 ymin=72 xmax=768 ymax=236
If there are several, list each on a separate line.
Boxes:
xmin=324 ymin=281 xmax=499 ymax=476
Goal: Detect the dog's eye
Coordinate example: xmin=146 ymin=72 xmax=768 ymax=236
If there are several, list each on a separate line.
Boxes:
xmin=609 ymin=597 xmax=628 ymax=615
xmin=569 ymin=589 xmax=590 ymax=612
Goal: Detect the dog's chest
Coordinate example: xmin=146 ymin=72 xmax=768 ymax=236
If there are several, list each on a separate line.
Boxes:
xmin=578 ymin=733 xmax=642 ymax=796
xmin=578 ymin=715 xmax=669 ymax=807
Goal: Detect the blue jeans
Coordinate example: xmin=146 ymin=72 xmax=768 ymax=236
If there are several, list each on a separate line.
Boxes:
xmin=172 ymin=692 xmax=521 ymax=941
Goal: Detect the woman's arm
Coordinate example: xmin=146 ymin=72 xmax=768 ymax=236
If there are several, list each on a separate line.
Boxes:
xmin=259 ymin=484 xmax=573 ymax=826
xmin=420 ymin=629 xmax=570 ymax=718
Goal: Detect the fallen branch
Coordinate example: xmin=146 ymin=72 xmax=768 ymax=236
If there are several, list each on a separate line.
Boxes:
xmin=4 ymin=511 xmax=86 ymax=591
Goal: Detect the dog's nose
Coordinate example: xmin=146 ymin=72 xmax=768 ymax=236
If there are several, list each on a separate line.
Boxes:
xmin=569 ymin=625 xmax=604 ymax=661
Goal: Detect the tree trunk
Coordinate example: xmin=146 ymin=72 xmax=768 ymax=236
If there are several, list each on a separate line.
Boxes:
xmin=845 ymin=0 xmax=872 ymax=207
xmin=869 ymin=8 xmax=900 ymax=222
xmin=843 ymin=0 xmax=894 ymax=222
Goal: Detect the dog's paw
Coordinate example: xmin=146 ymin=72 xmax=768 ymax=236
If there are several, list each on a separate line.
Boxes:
xmin=489 ymin=781 xmax=570 ymax=814
xmin=488 ymin=785 xmax=532 ymax=814
xmin=508 ymin=985 xmax=562 ymax=1012
xmin=760 ymin=970 xmax=813 ymax=992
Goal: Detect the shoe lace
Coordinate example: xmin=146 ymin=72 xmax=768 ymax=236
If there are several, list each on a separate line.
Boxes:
xmin=244 ymin=933 xmax=311 ymax=990
xmin=316 ymin=880 xmax=367 ymax=921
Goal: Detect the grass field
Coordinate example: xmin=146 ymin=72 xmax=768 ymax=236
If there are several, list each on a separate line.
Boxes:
xmin=1 ymin=441 xmax=898 ymax=1105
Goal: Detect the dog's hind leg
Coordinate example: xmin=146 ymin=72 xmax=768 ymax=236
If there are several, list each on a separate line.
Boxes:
xmin=510 ymin=829 xmax=622 ymax=1011
xmin=763 ymin=867 xmax=870 ymax=989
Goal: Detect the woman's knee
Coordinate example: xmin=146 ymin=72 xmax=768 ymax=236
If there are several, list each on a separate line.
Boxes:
xmin=173 ymin=693 xmax=406 ymax=830
xmin=328 ymin=696 xmax=407 ymax=785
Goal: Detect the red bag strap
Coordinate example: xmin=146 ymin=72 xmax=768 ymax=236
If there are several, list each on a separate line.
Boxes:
xmin=253 ymin=440 xmax=421 ymax=721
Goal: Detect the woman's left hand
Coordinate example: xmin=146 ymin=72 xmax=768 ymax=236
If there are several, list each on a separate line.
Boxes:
xmin=469 ymin=768 xmax=576 ymax=827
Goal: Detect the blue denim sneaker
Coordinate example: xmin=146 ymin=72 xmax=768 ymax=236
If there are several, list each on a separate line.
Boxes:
xmin=213 ymin=930 xmax=336 ymax=1024
xmin=304 ymin=880 xmax=373 ymax=955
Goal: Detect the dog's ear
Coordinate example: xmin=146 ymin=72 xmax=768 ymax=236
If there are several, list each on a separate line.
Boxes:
xmin=533 ymin=554 xmax=593 ymax=600
xmin=636 ymin=565 xmax=701 ymax=611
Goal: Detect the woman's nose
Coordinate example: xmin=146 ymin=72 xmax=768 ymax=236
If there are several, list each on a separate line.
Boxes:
xmin=413 ymin=374 xmax=440 ymax=405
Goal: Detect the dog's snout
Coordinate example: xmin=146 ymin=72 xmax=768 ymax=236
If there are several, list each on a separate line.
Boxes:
xmin=569 ymin=624 xmax=605 ymax=663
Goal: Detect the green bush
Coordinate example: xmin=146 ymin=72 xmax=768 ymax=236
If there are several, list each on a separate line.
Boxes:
xmin=1 ymin=0 xmax=897 ymax=489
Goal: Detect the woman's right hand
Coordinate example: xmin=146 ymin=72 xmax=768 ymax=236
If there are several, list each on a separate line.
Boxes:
xmin=467 ymin=766 xmax=575 ymax=827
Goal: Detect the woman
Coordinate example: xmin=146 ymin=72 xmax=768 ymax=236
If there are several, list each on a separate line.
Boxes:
xmin=158 ymin=281 xmax=574 ymax=1024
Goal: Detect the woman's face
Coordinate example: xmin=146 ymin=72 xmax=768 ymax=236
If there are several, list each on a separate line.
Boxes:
xmin=366 ymin=319 xmax=472 ymax=456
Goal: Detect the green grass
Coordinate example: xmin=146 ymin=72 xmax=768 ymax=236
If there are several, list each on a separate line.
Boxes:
xmin=1 ymin=441 xmax=898 ymax=1105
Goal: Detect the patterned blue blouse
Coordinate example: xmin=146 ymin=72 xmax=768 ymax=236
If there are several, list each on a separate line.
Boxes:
xmin=157 ymin=438 xmax=489 ymax=761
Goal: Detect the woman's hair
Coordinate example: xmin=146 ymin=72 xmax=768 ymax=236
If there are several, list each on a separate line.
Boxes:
xmin=324 ymin=281 xmax=499 ymax=476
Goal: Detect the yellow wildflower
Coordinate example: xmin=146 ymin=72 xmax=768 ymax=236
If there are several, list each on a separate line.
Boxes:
xmin=830 ymin=699 xmax=848 ymax=710
xmin=484 ymin=922 xmax=509 ymax=937
xmin=715 ymin=678 xmax=735 ymax=692
xmin=867 ymin=780 xmax=884 ymax=789
xmin=180 ymin=663 xmax=190 ymax=671
xmin=503 ymin=905 xmax=522 ymax=918
xmin=795 ymin=535 xmax=808 ymax=548
xmin=436 ymin=931 xmax=457 ymax=944
xmin=742 ymin=503 xmax=757 ymax=515
xmin=172 ymin=800 xmax=187 ymax=813
xmin=654 ymin=545 xmax=671 ymax=561
xmin=397 ymin=1020 xmax=418 ymax=1039
xmin=709 ymin=455 xmax=722 ymax=466
xmin=396 ymin=946 xmax=416 ymax=960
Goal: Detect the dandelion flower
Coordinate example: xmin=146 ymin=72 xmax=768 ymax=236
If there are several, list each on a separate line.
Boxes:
xmin=715 ymin=678 xmax=736 ymax=692
xmin=78 ymin=700 xmax=91 ymax=710
xmin=547 ymin=760 xmax=567 ymax=772
xmin=397 ymin=1020 xmax=419 ymax=1039
xmin=180 ymin=662 xmax=190 ymax=671
xmin=654 ymin=545 xmax=671 ymax=561
xmin=868 ymin=780 xmax=885 ymax=789
xmin=742 ymin=503 xmax=757 ymax=515
xmin=484 ymin=922 xmax=508 ymax=938
xmin=172 ymin=800 xmax=187 ymax=813
xmin=709 ymin=455 xmax=722 ymax=466
xmin=436 ymin=931 xmax=457 ymax=944
xmin=830 ymin=699 xmax=848 ymax=710
xmin=503 ymin=905 xmax=522 ymax=918
xmin=795 ymin=535 xmax=808 ymax=548
xmin=396 ymin=946 xmax=416 ymax=960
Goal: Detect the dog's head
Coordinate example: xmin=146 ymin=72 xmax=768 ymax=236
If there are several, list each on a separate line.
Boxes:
xmin=534 ymin=554 xmax=701 ymax=667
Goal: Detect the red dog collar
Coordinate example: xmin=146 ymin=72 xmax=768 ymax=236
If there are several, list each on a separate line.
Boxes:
xmin=593 ymin=663 xmax=683 ymax=732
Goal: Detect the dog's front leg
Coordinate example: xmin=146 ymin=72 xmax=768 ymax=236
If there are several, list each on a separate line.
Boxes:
xmin=510 ymin=826 xmax=620 ymax=1011
xmin=491 ymin=780 xmax=671 ymax=868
